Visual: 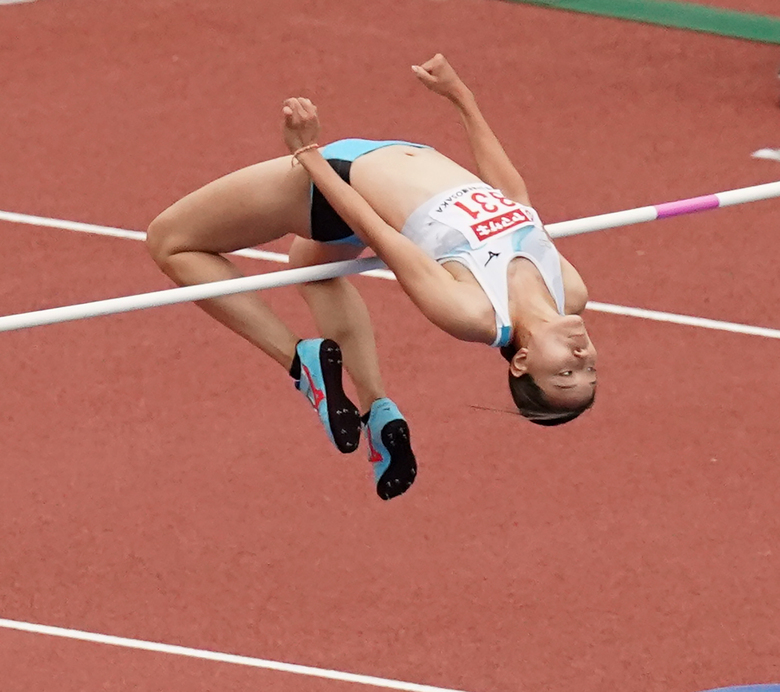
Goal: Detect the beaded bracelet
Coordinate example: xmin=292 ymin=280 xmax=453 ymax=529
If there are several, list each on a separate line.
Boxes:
xmin=291 ymin=143 xmax=319 ymax=166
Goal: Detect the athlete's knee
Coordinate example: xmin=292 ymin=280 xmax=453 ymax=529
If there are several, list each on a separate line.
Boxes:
xmin=289 ymin=237 xmax=360 ymax=296
xmin=146 ymin=209 xmax=183 ymax=270
xmin=288 ymin=236 xmax=318 ymax=270
xmin=288 ymin=237 xmax=327 ymax=291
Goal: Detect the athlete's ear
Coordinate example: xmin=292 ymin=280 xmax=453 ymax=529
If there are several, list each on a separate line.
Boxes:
xmin=509 ymin=348 xmax=528 ymax=378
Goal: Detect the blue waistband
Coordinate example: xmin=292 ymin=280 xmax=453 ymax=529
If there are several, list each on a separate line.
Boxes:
xmin=320 ymin=138 xmax=429 ymax=162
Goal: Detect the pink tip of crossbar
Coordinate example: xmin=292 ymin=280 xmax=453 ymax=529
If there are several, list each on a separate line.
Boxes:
xmin=655 ymin=195 xmax=720 ymax=219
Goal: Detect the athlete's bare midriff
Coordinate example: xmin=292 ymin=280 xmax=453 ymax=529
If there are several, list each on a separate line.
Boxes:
xmin=349 ymin=145 xmax=482 ymax=230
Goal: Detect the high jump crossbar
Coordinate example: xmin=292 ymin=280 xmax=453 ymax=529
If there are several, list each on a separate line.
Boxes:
xmin=1 ymin=180 xmax=779 ymax=334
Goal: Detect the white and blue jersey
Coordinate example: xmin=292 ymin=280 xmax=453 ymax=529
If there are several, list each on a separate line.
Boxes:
xmin=401 ymin=183 xmax=566 ymax=348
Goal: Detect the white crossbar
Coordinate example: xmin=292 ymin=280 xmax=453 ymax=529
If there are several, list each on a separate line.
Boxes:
xmin=0 ymin=180 xmax=778 ymax=333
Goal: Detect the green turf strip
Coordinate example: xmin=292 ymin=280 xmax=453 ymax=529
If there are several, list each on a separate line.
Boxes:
xmin=508 ymin=0 xmax=780 ymax=44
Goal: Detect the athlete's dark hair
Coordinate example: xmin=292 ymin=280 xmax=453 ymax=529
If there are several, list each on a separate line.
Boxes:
xmin=500 ymin=345 xmax=595 ymax=426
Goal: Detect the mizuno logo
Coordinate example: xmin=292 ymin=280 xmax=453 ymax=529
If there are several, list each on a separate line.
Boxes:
xmin=485 ymin=250 xmax=501 ymax=266
xmin=367 ymin=431 xmax=383 ymax=464
xmin=301 ymin=364 xmax=325 ymax=409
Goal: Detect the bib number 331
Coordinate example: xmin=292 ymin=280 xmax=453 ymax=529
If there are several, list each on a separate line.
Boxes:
xmin=431 ymin=187 xmax=535 ymax=248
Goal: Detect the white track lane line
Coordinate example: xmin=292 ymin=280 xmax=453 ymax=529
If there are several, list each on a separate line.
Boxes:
xmin=0 ymin=618 xmax=472 ymax=692
xmin=1 ymin=209 xmax=778 ymax=339
xmin=752 ymin=148 xmax=780 ymax=162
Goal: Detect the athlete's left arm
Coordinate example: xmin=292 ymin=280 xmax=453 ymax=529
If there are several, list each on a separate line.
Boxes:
xmin=412 ymin=54 xmax=530 ymax=206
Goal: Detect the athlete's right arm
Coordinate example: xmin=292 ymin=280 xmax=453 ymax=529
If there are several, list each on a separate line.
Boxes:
xmin=412 ymin=54 xmax=530 ymax=206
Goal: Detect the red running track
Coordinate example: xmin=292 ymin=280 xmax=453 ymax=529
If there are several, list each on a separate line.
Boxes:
xmin=0 ymin=1 xmax=779 ymax=691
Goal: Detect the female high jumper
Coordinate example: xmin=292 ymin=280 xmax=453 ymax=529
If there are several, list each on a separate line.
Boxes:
xmin=146 ymin=54 xmax=597 ymax=501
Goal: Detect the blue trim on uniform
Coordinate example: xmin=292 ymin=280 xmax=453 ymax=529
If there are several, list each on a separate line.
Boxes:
xmin=492 ymin=324 xmax=513 ymax=349
xmin=511 ymin=225 xmax=535 ymax=251
xmin=324 ymin=235 xmax=366 ymax=247
xmin=321 ymin=138 xmax=429 ymax=163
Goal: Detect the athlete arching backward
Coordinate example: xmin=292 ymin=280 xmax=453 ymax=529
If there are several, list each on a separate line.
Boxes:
xmin=146 ymin=54 xmax=596 ymax=502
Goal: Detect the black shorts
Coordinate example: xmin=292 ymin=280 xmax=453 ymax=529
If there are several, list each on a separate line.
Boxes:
xmin=310 ymin=158 xmax=364 ymax=246
xmin=309 ymin=138 xmax=430 ymax=247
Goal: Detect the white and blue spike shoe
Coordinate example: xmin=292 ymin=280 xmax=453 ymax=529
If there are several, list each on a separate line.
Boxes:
xmin=295 ymin=338 xmax=361 ymax=453
xmin=363 ymin=398 xmax=417 ymax=500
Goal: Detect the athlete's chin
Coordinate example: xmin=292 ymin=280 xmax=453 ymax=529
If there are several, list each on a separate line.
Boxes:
xmin=560 ymin=314 xmax=585 ymax=330
xmin=554 ymin=314 xmax=588 ymax=341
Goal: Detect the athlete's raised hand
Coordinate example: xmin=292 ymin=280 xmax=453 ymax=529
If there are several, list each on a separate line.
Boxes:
xmin=282 ymin=97 xmax=320 ymax=153
xmin=411 ymin=54 xmax=471 ymax=102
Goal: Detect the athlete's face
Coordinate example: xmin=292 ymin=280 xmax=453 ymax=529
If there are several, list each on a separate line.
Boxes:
xmin=511 ymin=315 xmax=597 ymax=407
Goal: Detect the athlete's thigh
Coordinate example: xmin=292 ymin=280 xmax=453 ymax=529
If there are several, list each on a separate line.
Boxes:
xmin=288 ymin=236 xmax=364 ymax=269
xmin=153 ymin=156 xmax=312 ymax=254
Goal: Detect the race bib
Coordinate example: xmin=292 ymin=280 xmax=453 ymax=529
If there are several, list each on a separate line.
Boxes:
xmin=430 ymin=186 xmax=536 ymax=249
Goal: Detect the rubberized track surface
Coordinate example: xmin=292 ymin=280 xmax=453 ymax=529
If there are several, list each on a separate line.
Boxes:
xmin=1 ymin=1 xmax=779 ymax=690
